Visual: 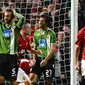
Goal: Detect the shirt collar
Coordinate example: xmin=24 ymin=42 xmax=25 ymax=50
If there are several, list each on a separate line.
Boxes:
xmin=5 ymin=24 xmax=12 ymax=28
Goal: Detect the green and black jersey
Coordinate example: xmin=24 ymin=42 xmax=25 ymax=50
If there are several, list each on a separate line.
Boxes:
xmin=34 ymin=28 xmax=56 ymax=58
xmin=0 ymin=12 xmax=24 ymax=54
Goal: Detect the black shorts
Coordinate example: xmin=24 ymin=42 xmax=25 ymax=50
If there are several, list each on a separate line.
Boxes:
xmin=0 ymin=54 xmax=18 ymax=80
xmin=30 ymin=57 xmax=55 ymax=79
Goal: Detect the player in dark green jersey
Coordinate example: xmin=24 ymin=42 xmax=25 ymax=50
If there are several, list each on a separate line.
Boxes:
xmin=29 ymin=13 xmax=56 ymax=85
xmin=0 ymin=8 xmax=24 ymax=85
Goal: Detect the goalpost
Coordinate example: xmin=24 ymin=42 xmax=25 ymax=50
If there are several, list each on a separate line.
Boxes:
xmin=71 ymin=0 xmax=78 ymax=85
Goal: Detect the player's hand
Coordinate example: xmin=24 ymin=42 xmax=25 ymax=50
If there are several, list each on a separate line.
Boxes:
xmin=9 ymin=3 xmax=16 ymax=13
xmin=37 ymin=50 xmax=42 ymax=54
xmin=12 ymin=8 xmax=16 ymax=14
xmin=75 ymin=64 xmax=79 ymax=71
xmin=30 ymin=59 xmax=36 ymax=67
xmin=40 ymin=59 xmax=47 ymax=67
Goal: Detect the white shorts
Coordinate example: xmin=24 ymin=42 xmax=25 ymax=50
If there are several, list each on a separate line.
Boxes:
xmin=16 ymin=68 xmax=30 ymax=83
xmin=81 ymin=59 xmax=85 ymax=76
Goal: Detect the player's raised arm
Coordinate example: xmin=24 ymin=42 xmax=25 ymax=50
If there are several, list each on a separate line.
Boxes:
xmin=0 ymin=12 xmax=4 ymax=15
xmin=13 ymin=10 xmax=24 ymax=28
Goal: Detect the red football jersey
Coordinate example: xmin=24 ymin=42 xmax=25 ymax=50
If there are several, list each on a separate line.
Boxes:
xmin=18 ymin=34 xmax=31 ymax=60
xmin=76 ymin=27 xmax=85 ymax=60
xmin=19 ymin=59 xmax=31 ymax=75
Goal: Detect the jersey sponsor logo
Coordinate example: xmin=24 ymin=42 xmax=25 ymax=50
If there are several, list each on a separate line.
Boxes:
xmin=39 ymin=39 xmax=46 ymax=48
xmin=3 ymin=29 xmax=11 ymax=38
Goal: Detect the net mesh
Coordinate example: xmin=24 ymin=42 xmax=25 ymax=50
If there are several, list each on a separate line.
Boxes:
xmin=0 ymin=0 xmax=71 ymax=85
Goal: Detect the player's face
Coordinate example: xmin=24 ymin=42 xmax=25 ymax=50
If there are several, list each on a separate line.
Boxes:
xmin=24 ymin=24 xmax=32 ymax=35
xmin=39 ymin=17 xmax=47 ymax=29
xmin=58 ymin=32 xmax=65 ymax=40
xmin=4 ymin=12 xmax=13 ymax=24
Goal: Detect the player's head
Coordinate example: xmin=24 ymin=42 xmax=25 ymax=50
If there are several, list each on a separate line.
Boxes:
xmin=22 ymin=22 xmax=32 ymax=35
xmin=39 ymin=12 xmax=51 ymax=29
xmin=58 ymin=31 xmax=65 ymax=41
xmin=4 ymin=9 xmax=14 ymax=24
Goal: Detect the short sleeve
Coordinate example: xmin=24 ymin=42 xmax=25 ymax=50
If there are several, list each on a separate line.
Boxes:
xmin=50 ymin=31 xmax=56 ymax=44
xmin=75 ymin=29 xmax=84 ymax=46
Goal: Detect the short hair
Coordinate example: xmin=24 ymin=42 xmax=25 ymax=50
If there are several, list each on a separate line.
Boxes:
xmin=39 ymin=12 xmax=52 ymax=27
xmin=5 ymin=9 xmax=14 ymax=18
xmin=22 ymin=21 xmax=31 ymax=29
xmin=39 ymin=12 xmax=50 ymax=23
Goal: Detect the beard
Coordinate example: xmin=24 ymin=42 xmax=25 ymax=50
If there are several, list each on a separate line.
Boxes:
xmin=39 ymin=24 xmax=45 ymax=29
xmin=4 ymin=19 xmax=12 ymax=24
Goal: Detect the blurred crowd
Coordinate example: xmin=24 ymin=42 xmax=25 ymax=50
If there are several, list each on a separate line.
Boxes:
xmin=0 ymin=0 xmax=71 ymax=34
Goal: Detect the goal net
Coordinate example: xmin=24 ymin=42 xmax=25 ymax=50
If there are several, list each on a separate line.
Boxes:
xmin=0 ymin=0 xmax=75 ymax=85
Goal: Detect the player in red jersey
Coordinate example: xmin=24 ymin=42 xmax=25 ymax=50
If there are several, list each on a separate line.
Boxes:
xmin=18 ymin=21 xmax=41 ymax=61
xmin=75 ymin=27 xmax=85 ymax=85
xmin=16 ymin=22 xmax=42 ymax=85
xmin=16 ymin=59 xmax=31 ymax=85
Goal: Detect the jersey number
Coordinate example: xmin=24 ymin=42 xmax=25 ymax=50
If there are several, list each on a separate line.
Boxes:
xmin=12 ymin=68 xmax=16 ymax=76
xmin=46 ymin=69 xmax=52 ymax=77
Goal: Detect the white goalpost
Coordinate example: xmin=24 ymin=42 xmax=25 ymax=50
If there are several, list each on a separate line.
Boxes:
xmin=71 ymin=0 xmax=78 ymax=85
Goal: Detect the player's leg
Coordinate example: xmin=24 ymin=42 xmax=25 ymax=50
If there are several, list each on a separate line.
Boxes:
xmin=0 ymin=76 xmax=4 ymax=85
xmin=29 ymin=65 xmax=39 ymax=85
xmin=29 ymin=57 xmax=42 ymax=85
xmin=29 ymin=73 xmax=38 ymax=85
xmin=0 ymin=54 xmax=10 ymax=85
xmin=9 ymin=54 xmax=18 ymax=85
xmin=16 ymin=68 xmax=31 ymax=85
xmin=44 ymin=58 xmax=55 ymax=85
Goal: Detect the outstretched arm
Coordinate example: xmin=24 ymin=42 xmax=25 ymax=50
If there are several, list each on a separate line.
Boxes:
xmin=27 ymin=48 xmax=42 ymax=55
